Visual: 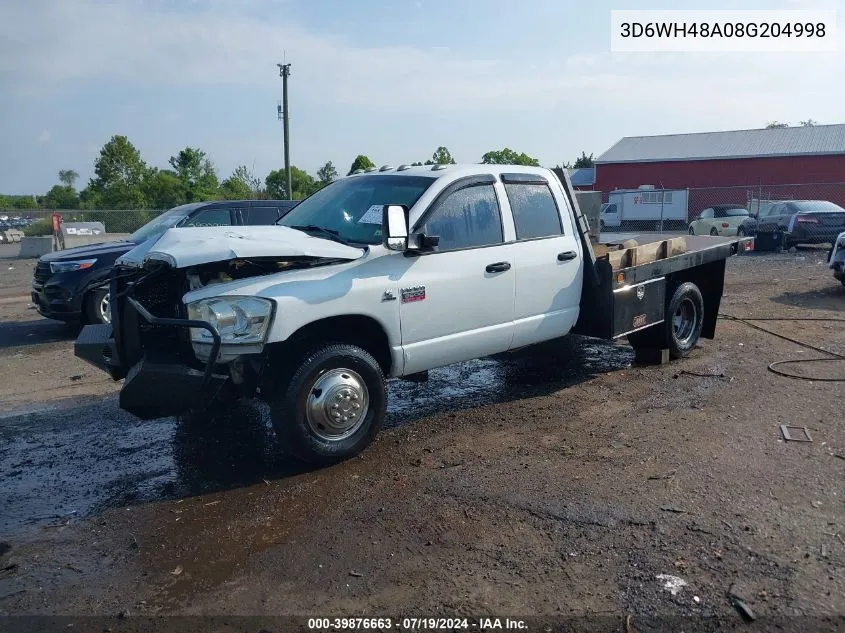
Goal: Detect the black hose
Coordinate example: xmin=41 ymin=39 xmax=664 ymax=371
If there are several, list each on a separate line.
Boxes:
xmin=718 ymin=314 xmax=845 ymax=382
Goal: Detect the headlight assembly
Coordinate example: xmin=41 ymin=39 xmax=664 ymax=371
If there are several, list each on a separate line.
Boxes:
xmin=50 ymin=258 xmax=97 ymax=273
xmin=186 ymin=296 xmax=274 ymax=345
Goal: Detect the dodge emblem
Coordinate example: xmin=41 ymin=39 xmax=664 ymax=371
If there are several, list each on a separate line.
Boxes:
xmin=636 ymin=285 xmax=645 ymax=300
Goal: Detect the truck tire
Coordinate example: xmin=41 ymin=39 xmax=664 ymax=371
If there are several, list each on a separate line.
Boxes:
xmin=665 ymin=282 xmax=704 ymax=359
xmin=627 ymin=282 xmax=704 ymax=359
xmin=85 ymin=287 xmax=111 ymax=324
xmin=269 ymin=343 xmax=386 ymax=466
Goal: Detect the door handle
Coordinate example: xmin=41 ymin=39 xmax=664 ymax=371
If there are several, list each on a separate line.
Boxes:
xmin=557 ymin=251 xmax=577 ymax=262
xmin=485 ymin=262 xmax=511 ymax=273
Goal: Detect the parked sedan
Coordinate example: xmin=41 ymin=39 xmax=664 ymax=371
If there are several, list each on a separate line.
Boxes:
xmin=688 ymin=205 xmax=750 ymax=236
xmin=32 ymin=199 xmax=298 ymax=325
xmin=755 ymin=200 xmax=845 ymax=248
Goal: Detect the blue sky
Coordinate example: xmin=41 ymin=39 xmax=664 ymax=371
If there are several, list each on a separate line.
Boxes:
xmin=0 ymin=0 xmax=842 ymax=194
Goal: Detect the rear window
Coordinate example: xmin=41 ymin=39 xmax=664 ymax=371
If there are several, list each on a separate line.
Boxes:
xmin=791 ymin=201 xmax=845 ymax=214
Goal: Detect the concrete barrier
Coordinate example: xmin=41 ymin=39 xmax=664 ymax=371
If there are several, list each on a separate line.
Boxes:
xmin=19 ymin=237 xmax=53 ymax=258
xmin=0 ymin=229 xmax=24 ymax=244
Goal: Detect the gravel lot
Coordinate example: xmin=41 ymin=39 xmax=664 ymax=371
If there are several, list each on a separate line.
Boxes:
xmin=0 ymin=248 xmax=843 ymax=630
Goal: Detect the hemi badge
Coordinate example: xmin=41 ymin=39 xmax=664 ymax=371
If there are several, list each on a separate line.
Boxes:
xmin=401 ymin=286 xmax=426 ymax=303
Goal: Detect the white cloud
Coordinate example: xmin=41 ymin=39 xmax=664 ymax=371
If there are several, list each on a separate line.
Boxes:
xmin=1 ymin=0 xmax=842 ymax=122
xmin=37 ymin=129 xmax=51 ymax=144
xmin=2 ymin=0 xmax=845 ymax=193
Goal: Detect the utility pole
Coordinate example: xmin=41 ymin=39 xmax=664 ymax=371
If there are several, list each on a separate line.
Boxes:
xmin=276 ymin=62 xmax=292 ymax=199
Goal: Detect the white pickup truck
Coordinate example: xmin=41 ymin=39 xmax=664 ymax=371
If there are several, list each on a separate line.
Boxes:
xmin=76 ymin=164 xmax=753 ymax=465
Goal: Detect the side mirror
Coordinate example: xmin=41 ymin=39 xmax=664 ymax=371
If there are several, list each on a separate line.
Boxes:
xmin=382 ymin=204 xmax=409 ymax=251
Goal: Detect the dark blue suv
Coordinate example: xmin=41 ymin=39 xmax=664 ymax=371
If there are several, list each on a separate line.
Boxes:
xmin=32 ymin=199 xmax=298 ymax=325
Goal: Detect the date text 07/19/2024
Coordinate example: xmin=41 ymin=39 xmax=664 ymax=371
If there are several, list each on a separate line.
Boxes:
xmin=306 ymin=617 xmax=528 ymax=631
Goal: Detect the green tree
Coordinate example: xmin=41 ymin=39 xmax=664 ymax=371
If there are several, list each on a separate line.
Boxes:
xmin=12 ymin=196 xmax=39 ymax=209
xmin=266 ymin=166 xmax=316 ymax=199
xmin=800 ymin=119 xmax=817 ymax=126
xmin=316 ymin=161 xmax=338 ymax=189
xmin=219 ymin=165 xmax=263 ymax=200
xmin=58 ymin=169 xmax=79 ymax=188
xmin=347 ymin=155 xmax=375 ymax=175
xmin=427 ymin=146 xmax=456 ymax=165
xmin=765 ymin=121 xmax=789 ymax=129
xmin=168 ymin=147 xmax=219 ymax=202
xmin=87 ymin=135 xmax=149 ymax=209
xmin=481 ymin=148 xmax=540 ymax=166
xmin=142 ymin=169 xmax=187 ymax=209
xmin=44 ymin=185 xmax=79 ymax=209
xmin=572 ymin=151 xmax=594 ymax=169
xmin=0 ymin=194 xmax=11 ymax=209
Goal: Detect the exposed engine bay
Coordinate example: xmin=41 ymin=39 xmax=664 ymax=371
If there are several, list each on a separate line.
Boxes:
xmin=183 ymin=256 xmax=333 ymax=291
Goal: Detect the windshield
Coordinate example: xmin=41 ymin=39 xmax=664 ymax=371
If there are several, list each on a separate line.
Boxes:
xmin=129 ymin=207 xmax=192 ymax=243
xmin=723 ymin=208 xmax=749 ymax=217
xmin=278 ymin=174 xmax=436 ymax=244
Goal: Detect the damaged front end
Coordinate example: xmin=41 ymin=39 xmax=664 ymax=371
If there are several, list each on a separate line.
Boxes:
xmin=75 ymin=229 xmax=363 ymax=420
xmin=75 ymin=260 xmax=230 ymax=419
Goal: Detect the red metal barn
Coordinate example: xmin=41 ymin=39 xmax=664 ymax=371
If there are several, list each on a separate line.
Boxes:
xmin=593 ymin=125 xmax=845 ymax=219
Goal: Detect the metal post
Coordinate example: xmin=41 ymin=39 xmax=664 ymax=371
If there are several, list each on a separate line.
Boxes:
xmin=658 ymin=180 xmax=666 ymax=233
xmin=277 ymin=62 xmax=292 ymax=199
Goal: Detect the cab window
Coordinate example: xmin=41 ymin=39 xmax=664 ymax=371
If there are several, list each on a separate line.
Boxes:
xmin=183 ymin=207 xmax=233 ymax=227
xmin=504 ymin=183 xmax=563 ymax=240
xmin=242 ymin=206 xmax=281 ymax=225
xmin=419 ymin=184 xmax=503 ymax=251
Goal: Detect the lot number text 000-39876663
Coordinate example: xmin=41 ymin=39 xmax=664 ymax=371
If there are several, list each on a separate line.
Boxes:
xmin=610 ymin=9 xmax=837 ymax=52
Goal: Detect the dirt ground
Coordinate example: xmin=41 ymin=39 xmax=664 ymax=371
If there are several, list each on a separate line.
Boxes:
xmin=0 ymin=248 xmax=844 ymax=631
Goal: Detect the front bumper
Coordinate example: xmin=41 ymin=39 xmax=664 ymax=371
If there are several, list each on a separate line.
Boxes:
xmin=31 ymin=279 xmax=83 ymax=322
xmin=788 ymin=227 xmax=845 ymax=245
xmin=74 ymin=299 xmax=228 ymax=420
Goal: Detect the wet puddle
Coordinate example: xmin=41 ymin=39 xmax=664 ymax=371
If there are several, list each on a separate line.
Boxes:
xmin=0 ymin=336 xmax=632 ymax=536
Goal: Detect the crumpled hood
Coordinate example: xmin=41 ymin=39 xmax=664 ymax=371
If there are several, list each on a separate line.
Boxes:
xmin=117 ymin=225 xmax=365 ymax=268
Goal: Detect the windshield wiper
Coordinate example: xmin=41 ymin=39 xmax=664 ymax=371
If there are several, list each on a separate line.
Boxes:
xmin=290 ymin=225 xmax=352 ymax=246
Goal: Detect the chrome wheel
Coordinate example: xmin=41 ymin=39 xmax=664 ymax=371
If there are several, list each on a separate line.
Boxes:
xmin=672 ymin=298 xmax=698 ymax=347
xmin=99 ymin=291 xmax=111 ymax=324
xmin=305 ymin=368 xmax=369 ymax=442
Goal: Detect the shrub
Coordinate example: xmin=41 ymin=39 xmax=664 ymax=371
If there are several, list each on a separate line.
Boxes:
xmin=23 ymin=218 xmax=52 ymax=237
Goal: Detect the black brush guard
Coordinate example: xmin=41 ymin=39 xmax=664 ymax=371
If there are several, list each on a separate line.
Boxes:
xmin=74 ymin=271 xmax=228 ymax=420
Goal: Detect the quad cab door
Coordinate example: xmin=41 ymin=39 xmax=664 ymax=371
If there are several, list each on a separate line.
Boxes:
xmin=499 ymin=173 xmax=583 ymax=349
xmin=397 ymin=175 xmax=515 ymax=375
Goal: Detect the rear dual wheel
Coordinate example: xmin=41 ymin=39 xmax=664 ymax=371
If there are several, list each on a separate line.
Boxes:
xmin=628 ymin=282 xmax=704 ymax=359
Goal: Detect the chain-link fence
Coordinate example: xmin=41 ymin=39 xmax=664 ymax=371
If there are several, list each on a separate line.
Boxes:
xmin=597 ymin=182 xmax=845 ymax=248
xmin=0 ymin=209 xmax=169 ymax=238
